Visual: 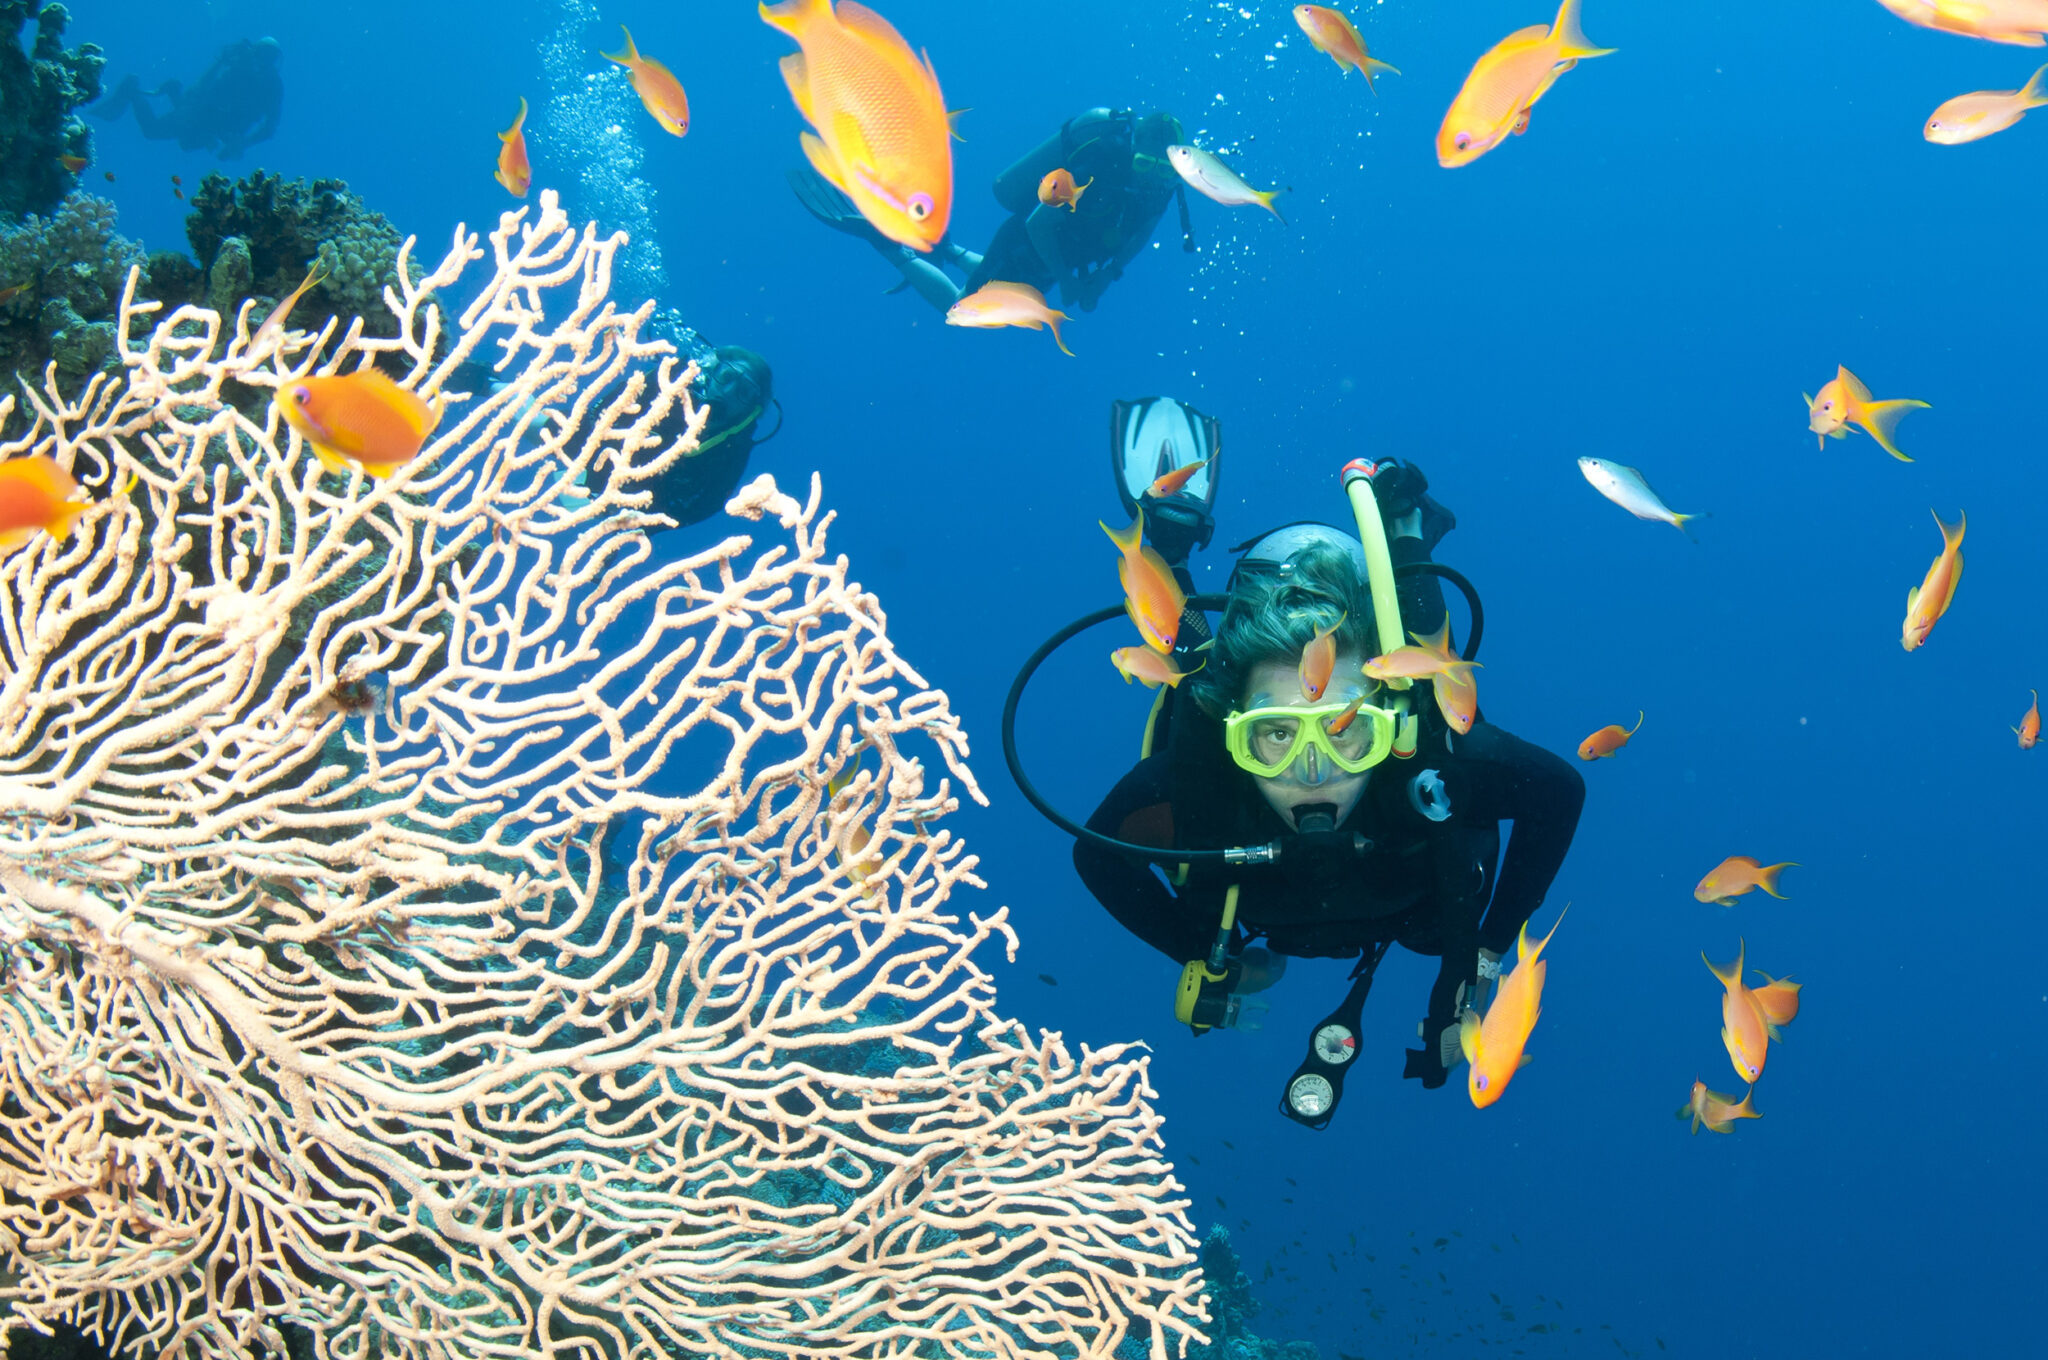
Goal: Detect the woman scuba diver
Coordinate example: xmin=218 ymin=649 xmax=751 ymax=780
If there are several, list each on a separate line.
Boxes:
xmin=1004 ymin=404 xmax=1584 ymax=1128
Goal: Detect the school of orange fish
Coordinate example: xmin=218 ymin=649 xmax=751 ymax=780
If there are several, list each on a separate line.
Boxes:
xmin=4 ymin=0 xmax=2042 ymax=1131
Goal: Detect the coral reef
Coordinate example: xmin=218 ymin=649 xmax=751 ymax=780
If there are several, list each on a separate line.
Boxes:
xmin=0 ymin=2 xmax=103 ymax=220
xmin=1182 ymin=1227 xmax=1321 ymax=1360
xmin=183 ymin=168 xmax=410 ymax=333
xmin=0 ymin=193 xmax=142 ymax=406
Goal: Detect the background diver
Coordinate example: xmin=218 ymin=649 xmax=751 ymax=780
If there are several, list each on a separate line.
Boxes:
xmin=1012 ymin=402 xmax=1585 ymax=1127
xmin=93 ymin=37 xmax=286 ymax=160
xmin=791 ymin=106 xmax=1193 ymax=314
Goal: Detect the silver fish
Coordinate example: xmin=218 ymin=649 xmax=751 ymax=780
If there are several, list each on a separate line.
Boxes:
xmin=1577 ymin=457 xmax=1705 ymax=539
xmin=1166 ymin=145 xmax=1288 ymax=224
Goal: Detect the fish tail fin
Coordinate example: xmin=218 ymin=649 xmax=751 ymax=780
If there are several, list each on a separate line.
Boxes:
xmin=1046 ymin=310 xmax=1076 ymax=358
xmin=1524 ymin=902 xmax=1567 ymax=964
xmin=1258 ymin=187 xmax=1291 ymax=227
xmin=1100 ymin=511 xmax=1143 ymax=556
xmin=1626 ymin=710 xmax=1645 ymax=738
xmin=1668 ymin=510 xmax=1709 ymax=542
xmin=1549 ymin=0 xmax=1615 ymax=58
xmin=1932 ymin=506 xmax=1965 ymax=551
xmin=501 ymin=96 xmax=528 ymax=141
xmin=601 ymin=24 xmax=639 ymax=66
xmin=2022 ymin=63 xmax=2048 ymax=105
xmin=759 ymin=0 xmax=831 ymax=36
xmin=1756 ymin=862 xmax=1798 ymax=899
xmin=1857 ymin=398 xmax=1929 ymax=462
xmin=1733 ymin=1086 xmax=1760 ymax=1121
xmin=1703 ymin=942 xmax=1741 ymax=989
xmin=1361 ymin=58 xmax=1400 ymax=93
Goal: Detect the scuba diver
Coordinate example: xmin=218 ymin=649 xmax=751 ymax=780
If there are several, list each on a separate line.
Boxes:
xmin=791 ymin=107 xmax=1193 ymax=315
xmin=93 ymin=38 xmax=286 ymax=160
xmin=1003 ymin=400 xmax=1584 ymax=1128
xmin=639 ymin=340 xmax=778 ymax=530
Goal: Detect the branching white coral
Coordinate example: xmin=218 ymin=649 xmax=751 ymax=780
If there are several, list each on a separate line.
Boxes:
xmin=0 ymin=192 xmax=1206 ymax=1360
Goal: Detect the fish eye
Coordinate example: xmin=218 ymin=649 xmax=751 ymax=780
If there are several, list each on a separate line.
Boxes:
xmin=291 ymin=385 xmax=311 ymax=404
xmin=1474 ymin=1074 xmax=1488 ymax=1090
xmin=1455 ymin=134 xmax=1470 ymax=151
xmin=908 ymin=193 xmax=934 ymax=220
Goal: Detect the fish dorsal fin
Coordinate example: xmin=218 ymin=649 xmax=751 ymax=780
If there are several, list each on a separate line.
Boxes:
xmin=1837 ymin=365 xmax=1874 ymax=407
xmin=982 ymin=280 xmax=1047 ymax=303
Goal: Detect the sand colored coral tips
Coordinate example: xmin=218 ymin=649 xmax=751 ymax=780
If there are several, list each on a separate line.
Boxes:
xmin=0 ymin=190 xmax=1207 ymax=1360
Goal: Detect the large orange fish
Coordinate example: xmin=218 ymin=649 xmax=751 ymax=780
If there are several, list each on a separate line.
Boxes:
xmin=945 ymin=281 xmax=1073 ymax=355
xmin=1293 ymin=5 xmax=1401 ymax=93
xmin=278 ymin=369 xmax=445 ymax=480
xmin=1805 ymin=366 xmax=1928 ymax=462
xmin=1037 ymin=168 xmax=1092 ymax=210
xmin=760 ymin=0 xmax=952 ymax=252
xmin=1902 ymin=509 xmax=1965 ymax=651
xmin=1437 ymin=0 xmax=1613 ymax=168
xmin=0 ymin=455 xmax=88 ymax=555
xmin=1101 ymin=508 xmax=1185 ymax=654
xmin=603 ymin=26 xmax=690 ymax=137
xmin=494 ymin=97 xmax=531 ymax=197
xmin=2016 ymin=689 xmax=2040 ymax=748
xmin=1298 ymin=614 xmax=1345 ymax=701
xmin=1875 ymin=0 xmax=2048 ymax=46
xmin=1460 ymin=908 xmax=1565 ymax=1108
xmin=1578 ymin=711 xmax=1643 ymax=760
xmin=1678 ymin=1081 xmax=1760 ymax=1135
xmin=1704 ymin=940 xmax=1779 ymax=1084
xmin=1693 ymin=855 xmax=1797 ymax=906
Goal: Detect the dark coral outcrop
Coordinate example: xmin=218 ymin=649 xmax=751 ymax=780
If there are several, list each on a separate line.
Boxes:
xmin=0 ymin=2 xmax=104 ymax=220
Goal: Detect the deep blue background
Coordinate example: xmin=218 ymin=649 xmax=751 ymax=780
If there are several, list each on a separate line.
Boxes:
xmin=73 ymin=0 xmax=2048 ymax=1355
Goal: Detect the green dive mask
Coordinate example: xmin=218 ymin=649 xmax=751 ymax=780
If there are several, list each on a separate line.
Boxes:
xmin=1223 ymin=697 xmax=1398 ymax=781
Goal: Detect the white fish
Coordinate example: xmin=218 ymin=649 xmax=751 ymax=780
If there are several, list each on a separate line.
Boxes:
xmin=1166 ymin=145 xmax=1288 ymax=224
xmin=1577 ymin=457 xmax=1705 ymax=539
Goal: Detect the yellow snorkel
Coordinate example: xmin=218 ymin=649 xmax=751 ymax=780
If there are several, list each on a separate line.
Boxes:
xmin=1341 ymin=459 xmax=1419 ymax=760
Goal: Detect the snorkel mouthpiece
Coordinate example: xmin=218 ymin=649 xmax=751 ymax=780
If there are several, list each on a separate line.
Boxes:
xmin=1293 ymin=803 xmax=1339 ymax=833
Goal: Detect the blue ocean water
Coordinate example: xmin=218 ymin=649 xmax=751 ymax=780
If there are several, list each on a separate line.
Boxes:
xmin=73 ymin=0 xmax=2046 ymax=1355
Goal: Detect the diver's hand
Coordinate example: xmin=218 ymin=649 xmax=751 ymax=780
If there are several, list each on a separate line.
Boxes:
xmin=1366 ymin=458 xmax=1456 ymax=550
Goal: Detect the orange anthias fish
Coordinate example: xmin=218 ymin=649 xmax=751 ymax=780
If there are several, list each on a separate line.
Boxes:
xmin=1902 ymin=509 xmax=1966 ymax=651
xmin=1925 ymin=65 xmax=2048 ymax=142
xmin=1298 ymin=614 xmax=1345 ymax=701
xmin=1292 ymin=5 xmax=1401 ymax=93
xmin=603 ymin=26 xmax=690 ymax=137
xmin=0 ymin=283 xmax=29 ymax=305
xmin=1408 ymin=621 xmax=1476 ymax=733
xmin=1460 ymin=907 xmax=1566 ymax=1109
xmin=1805 ymin=365 xmax=1929 ymax=462
xmin=1324 ymin=695 xmax=1367 ymax=735
xmin=1112 ymin=645 xmax=1201 ymax=689
xmin=0 ymin=455 xmax=88 ymax=555
xmin=1147 ymin=459 xmax=1209 ymax=499
xmin=1578 ymin=711 xmax=1643 ymax=760
xmin=1100 ymin=508 xmax=1186 ymax=654
xmin=57 ymin=154 xmax=87 ymax=173
xmin=1693 ymin=855 xmax=1797 ymax=906
xmin=2015 ymin=689 xmax=2040 ymax=748
xmin=1437 ymin=0 xmax=1613 ymax=168
xmin=761 ymin=0 xmax=952 ymax=253
xmin=1704 ymin=940 xmax=1779 ymax=1085
xmin=495 ymin=97 xmax=532 ymax=198
xmin=1678 ymin=1081 xmax=1760 ymax=1136
xmin=1363 ymin=636 xmax=1481 ymax=688
xmin=277 ymin=369 xmax=445 ymax=480
xmin=1750 ymin=972 xmax=1801 ymax=1029
xmin=1037 ymin=168 xmax=1093 ymax=210
xmin=1875 ymin=0 xmax=2048 ymax=46
xmin=945 ymin=281 xmax=1073 ymax=355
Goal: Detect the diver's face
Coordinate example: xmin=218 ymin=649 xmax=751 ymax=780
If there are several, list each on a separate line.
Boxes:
xmin=1240 ymin=655 xmax=1373 ymax=829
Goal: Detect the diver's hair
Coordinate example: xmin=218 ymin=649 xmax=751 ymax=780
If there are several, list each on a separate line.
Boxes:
xmin=1188 ymin=542 xmax=1376 ymax=718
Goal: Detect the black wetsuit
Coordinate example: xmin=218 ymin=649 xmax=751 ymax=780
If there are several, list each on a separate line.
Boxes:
xmin=1073 ymin=552 xmax=1584 ymax=1087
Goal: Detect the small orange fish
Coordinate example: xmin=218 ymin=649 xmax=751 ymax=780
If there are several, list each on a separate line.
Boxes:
xmin=1324 ymin=695 xmax=1366 ymax=735
xmin=0 ymin=455 xmax=88 ymax=555
xmin=277 ymin=369 xmax=444 ymax=480
xmin=603 ymin=26 xmax=690 ymax=137
xmin=1578 ymin=711 xmax=1643 ymax=760
xmin=1298 ymin=613 xmax=1345 ymax=701
xmin=1409 ymin=621 xmax=1476 ymax=733
xmin=761 ymin=0 xmax=953 ymax=253
xmin=1037 ymin=167 xmax=1092 ymax=210
xmin=1460 ymin=907 xmax=1566 ymax=1109
xmin=1292 ymin=4 xmax=1401 ymax=92
xmin=2016 ymin=689 xmax=2040 ymax=748
xmin=1363 ymin=638 xmax=1480 ymax=687
xmin=1703 ymin=939 xmax=1778 ymax=1085
xmin=1100 ymin=508 xmax=1185 ymax=654
xmin=1749 ymin=973 xmax=1801 ymax=1030
xmin=1112 ymin=645 xmax=1201 ymax=689
xmin=1146 ymin=459 xmax=1209 ymax=499
xmin=1805 ymin=365 xmax=1928 ymax=462
xmin=1437 ymin=0 xmax=1613 ymax=168
xmin=1678 ymin=1081 xmax=1760 ymax=1136
xmin=1902 ymin=509 xmax=1965 ymax=651
xmin=0 ymin=283 xmax=29 ymax=305
xmin=57 ymin=154 xmax=86 ymax=172
xmin=1926 ymin=66 xmax=2048 ymax=142
xmin=945 ymin=281 xmax=1073 ymax=355
xmin=495 ymin=96 xmax=531 ymax=198
xmin=1875 ymin=0 xmax=2048 ymax=46
xmin=1693 ymin=855 xmax=1797 ymax=906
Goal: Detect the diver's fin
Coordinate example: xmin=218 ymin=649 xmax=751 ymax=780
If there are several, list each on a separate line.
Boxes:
xmin=881 ymin=278 xmax=910 ymax=295
xmin=787 ymin=164 xmax=887 ymax=247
